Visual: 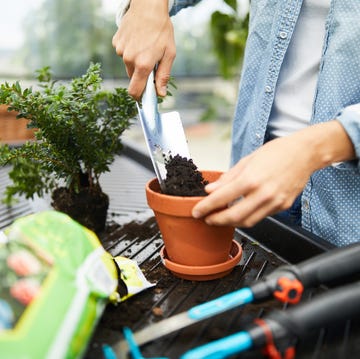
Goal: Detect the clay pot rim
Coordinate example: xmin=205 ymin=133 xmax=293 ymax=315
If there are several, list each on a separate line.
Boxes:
xmin=160 ymin=240 xmax=242 ymax=281
xmin=145 ymin=170 xmax=224 ymax=217
xmin=145 ymin=170 xmax=223 ymax=200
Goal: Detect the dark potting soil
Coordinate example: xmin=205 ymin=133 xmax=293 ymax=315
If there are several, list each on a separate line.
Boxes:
xmin=51 ymin=186 xmax=109 ymax=234
xmin=162 ymin=154 xmax=208 ymax=196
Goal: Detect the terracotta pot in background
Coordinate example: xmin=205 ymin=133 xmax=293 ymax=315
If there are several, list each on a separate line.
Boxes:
xmin=146 ymin=170 xmax=242 ymax=281
xmin=0 ymin=105 xmax=36 ymax=145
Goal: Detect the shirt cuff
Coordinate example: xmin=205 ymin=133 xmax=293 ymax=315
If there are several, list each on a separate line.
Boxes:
xmin=337 ymin=103 xmax=360 ymax=160
xmin=116 ymin=0 xmax=175 ymax=27
xmin=330 ymin=104 xmax=360 ymax=170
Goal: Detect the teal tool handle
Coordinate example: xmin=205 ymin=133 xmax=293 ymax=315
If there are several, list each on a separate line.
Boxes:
xmin=188 ymin=287 xmax=254 ymax=320
xmin=180 ymin=331 xmax=253 ymax=359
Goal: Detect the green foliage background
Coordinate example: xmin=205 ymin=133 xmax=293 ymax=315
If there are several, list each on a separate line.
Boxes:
xmin=20 ymin=0 xmax=121 ymax=78
xmin=210 ymin=0 xmax=249 ymax=79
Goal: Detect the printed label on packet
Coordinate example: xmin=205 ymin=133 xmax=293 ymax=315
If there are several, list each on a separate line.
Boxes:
xmin=113 ymin=256 xmax=155 ymax=302
xmin=0 ymin=230 xmax=52 ymax=331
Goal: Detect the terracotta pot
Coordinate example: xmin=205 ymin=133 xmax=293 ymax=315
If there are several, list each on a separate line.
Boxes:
xmin=145 ymin=170 xmax=242 ymax=280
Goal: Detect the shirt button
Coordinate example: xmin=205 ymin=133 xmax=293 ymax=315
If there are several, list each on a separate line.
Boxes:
xmin=303 ymin=200 xmax=309 ymax=210
xmin=265 ymin=85 xmax=272 ymax=93
xmin=255 ymin=133 xmax=261 ymax=139
xmin=279 ymin=31 xmax=288 ymax=39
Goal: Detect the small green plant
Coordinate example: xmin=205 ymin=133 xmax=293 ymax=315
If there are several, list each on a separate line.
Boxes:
xmin=0 ymin=62 xmax=137 ymax=205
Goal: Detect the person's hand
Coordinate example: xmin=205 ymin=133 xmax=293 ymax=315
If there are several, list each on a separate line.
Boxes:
xmin=112 ymin=0 xmax=176 ymax=100
xmin=192 ymin=136 xmax=313 ymax=227
xmin=192 ymin=121 xmax=355 ymax=228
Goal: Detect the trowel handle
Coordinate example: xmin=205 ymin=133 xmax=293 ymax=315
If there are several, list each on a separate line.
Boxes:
xmin=140 ymin=70 xmax=158 ymax=128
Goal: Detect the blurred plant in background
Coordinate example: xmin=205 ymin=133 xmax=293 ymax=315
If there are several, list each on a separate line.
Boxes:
xmin=20 ymin=0 xmax=121 ymax=79
xmin=210 ymin=0 xmax=249 ymax=79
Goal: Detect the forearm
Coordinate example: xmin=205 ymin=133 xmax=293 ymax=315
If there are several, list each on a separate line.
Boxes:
xmin=115 ymin=0 xmax=202 ymax=25
xmin=128 ymin=0 xmax=170 ymax=22
xmin=116 ymin=0 xmax=173 ymax=26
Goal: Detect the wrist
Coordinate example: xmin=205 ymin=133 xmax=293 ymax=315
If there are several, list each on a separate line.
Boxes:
xmin=294 ymin=121 xmax=356 ymax=171
xmin=116 ymin=0 xmax=174 ymax=26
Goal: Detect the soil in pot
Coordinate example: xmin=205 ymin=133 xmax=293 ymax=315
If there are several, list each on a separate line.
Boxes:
xmin=51 ymin=185 xmax=109 ymax=235
xmin=162 ymin=154 xmax=209 ymax=196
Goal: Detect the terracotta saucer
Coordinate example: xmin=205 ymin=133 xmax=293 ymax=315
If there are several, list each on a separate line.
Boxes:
xmin=160 ymin=240 xmax=242 ymax=281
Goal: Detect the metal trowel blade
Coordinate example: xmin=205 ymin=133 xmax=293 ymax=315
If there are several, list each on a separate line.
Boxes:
xmin=137 ymin=72 xmax=190 ymax=190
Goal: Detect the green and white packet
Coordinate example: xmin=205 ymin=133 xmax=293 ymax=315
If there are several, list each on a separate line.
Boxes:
xmin=0 ymin=210 xmax=153 ymax=359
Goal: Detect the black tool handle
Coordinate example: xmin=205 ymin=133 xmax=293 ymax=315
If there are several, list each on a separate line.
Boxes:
xmin=251 ymin=242 xmax=360 ymax=302
xmin=268 ymin=280 xmax=360 ymax=338
xmin=249 ymin=280 xmax=360 ymax=350
xmin=296 ymin=242 xmax=360 ymax=287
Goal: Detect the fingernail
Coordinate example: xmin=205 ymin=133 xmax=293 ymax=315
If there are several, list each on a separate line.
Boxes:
xmin=192 ymin=209 xmax=201 ymax=218
xmin=205 ymin=182 xmax=217 ymax=191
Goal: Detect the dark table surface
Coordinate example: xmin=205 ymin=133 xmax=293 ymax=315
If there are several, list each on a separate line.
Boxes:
xmin=1 ymin=147 xmax=359 ymax=359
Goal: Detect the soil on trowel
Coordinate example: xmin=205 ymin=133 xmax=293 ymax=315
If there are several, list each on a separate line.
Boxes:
xmin=162 ymin=154 xmax=208 ymax=196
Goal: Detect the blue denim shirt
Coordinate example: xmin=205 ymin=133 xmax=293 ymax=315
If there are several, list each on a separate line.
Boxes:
xmin=172 ymin=0 xmax=360 ymax=247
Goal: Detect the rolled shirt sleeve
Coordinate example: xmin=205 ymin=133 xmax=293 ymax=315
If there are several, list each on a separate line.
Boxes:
xmin=336 ymin=103 xmax=360 ymax=167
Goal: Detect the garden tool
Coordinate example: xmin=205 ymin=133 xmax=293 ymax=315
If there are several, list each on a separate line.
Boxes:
xmin=102 ymin=328 xmax=167 ymax=359
xmin=114 ymin=242 xmax=360 ymax=358
xmin=137 ymin=70 xmax=190 ymax=192
xmin=180 ymin=279 xmax=360 ymax=359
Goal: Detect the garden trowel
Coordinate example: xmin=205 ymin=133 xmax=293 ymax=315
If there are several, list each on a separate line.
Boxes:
xmin=137 ymin=71 xmax=190 ymax=191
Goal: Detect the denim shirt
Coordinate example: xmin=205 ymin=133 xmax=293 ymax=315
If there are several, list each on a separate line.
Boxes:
xmin=172 ymin=0 xmax=360 ymax=247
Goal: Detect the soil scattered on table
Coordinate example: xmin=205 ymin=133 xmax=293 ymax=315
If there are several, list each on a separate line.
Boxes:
xmin=162 ymin=154 xmax=208 ymax=196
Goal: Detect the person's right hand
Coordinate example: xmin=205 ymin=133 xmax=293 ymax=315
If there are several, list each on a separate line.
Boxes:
xmin=192 ymin=120 xmax=356 ymax=228
xmin=112 ymin=0 xmax=176 ymax=100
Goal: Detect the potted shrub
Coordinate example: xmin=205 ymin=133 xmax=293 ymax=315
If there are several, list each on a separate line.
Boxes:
xmin=145 ymin=155 xmax=242 ymax=281
xmin=0 ymin=63 xmax=137 ymax=234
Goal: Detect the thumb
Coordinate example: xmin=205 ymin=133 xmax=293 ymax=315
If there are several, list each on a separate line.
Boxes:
xmin=154 ymin=50 xmax=176 ymax=97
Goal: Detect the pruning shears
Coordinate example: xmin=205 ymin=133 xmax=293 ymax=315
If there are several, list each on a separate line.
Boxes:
xmin=106 ymin=242 xmax=360 ymax=359
xmin=181 ymin=280 xmax=360 ymax=359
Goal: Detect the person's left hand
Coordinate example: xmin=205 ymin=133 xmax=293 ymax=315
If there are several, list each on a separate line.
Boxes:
xmin=192 ymin=134 xmax=315 ymax=228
